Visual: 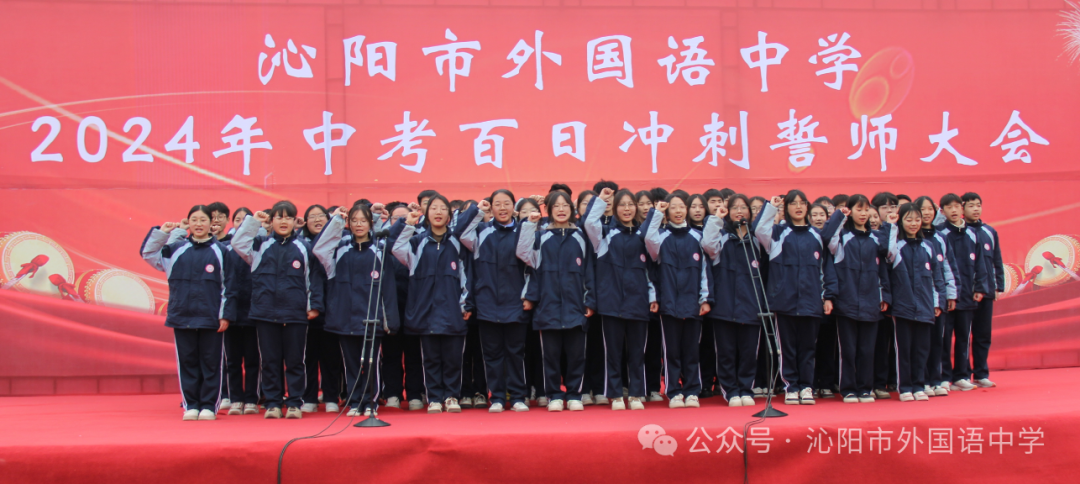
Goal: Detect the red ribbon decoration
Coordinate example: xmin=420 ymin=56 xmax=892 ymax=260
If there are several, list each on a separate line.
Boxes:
xmin=1020 ymin=265 xmax=1043 ymax=284
xmin=48 ymin=274 xmax=82 ymax=302
xmin=15 ymin=254 xmax=49 ymax=278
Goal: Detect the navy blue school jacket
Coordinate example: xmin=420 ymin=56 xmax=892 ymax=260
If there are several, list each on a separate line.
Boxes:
xmin=516 ymin=220 xmax=596 ymax=331
xmin=935 ymin=222 xmax=991 ymax=311
xmin=217 ymin=234 xmax=253 ymax=327
xmin=820 ymin=211 xmax=893 ymax=322
xmin=459 ymin=216 xmax=538 ymax=324
xmin=141 ymin=229 xmax=237 ymax=329
xmin=701 ymin=216 xmax=766 ymax=325
xmin=389 ymin=209 xmax=482 ymax=336
xmin=312 ymin=216 xmax=400 ymax=337
xmin=922 ymin=228 xmax=958 ymax=305
xmin=643 ymin=208 xmax=713 ymax=321
xmin=231 ymin=216 xmax=325 ymax=324
xmin=887 ymin=236 xmax=947 ymax=324
xmin=301 ymin=231 xmax=331 ymax=329
xmin=581 ymin=197 xmax=654 ymax=322
xmin=752 ymin=203 xmax=835 ymax=318
xmin=968 ymin=221 xmax=1005 ymax=299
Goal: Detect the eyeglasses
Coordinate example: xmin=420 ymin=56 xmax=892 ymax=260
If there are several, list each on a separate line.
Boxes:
xmin=787 ymin=200 xmax=808 ymax=207
xmin=617 ymin=202 xmax=636 ymax=208
xmin=307 ymin=214 xmax=328 ymax=221
xmin=273 ymin=216 xmax=295 ymax=222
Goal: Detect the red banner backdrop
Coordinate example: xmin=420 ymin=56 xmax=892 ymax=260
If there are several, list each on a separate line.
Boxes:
xmin=1 ymin=0 xmax=1079 ymax=394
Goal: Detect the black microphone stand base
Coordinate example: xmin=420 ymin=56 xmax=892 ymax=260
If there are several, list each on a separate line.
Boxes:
xmin=752 ymin=404 xmax=787 ymax=418
xmin=354 ymin=415 xmax=391 ymax=427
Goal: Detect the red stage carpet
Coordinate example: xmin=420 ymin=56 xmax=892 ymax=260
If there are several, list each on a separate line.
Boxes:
xmin=1 ymin=368 xmax=1076 ymax=484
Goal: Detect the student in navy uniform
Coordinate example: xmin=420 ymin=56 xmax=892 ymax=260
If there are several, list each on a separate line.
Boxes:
xmin=574 ymin=190 xmax=606 ymax=406
xmin=458 ymin=191 xmax=537 ymax=413
xmin=516 ymin=190 xmax=597 ymax=412
xmin=701 ymin=195 xmax=767 ymax=408
xmin=378 ymin=202 xmax=426 ymax=411
xmin=390 ymin=194 xmax=482 ymax=414
xmin=582 ymin=188 xmax=655 ymax=411
xmin=644 ymin=193 xmax=713 ymax=409
xmin=887 ymin=203 xmax=948 ymax=402
xmin=703 ymin=189 xmax=725 ymax=218
xmin=298 ymin=204 xmax=344 ymax=413
xmin=206 ymin=202 xmax=238 ymax=413
xmin=142 ymin=205 xmax=236 ymax=421
xmin=808 ymin=203 xmax=839 ymax=398
xmin=232 ymin=201 xmax=325 ymax=419
xmin=753 ymin=191 xmax=835 ymax=406
xmin=936 ymin=193 xmax=990 ymax=392
xmin=634 ymin=190 xmax=665 ymax=402
xmin=456 ymin=200 xmax=489 ymax=410
xmin=820 ymin=195 xmax=894 ymax=404
xmin=870 ymin=192 xmax=900 ymax=399
xmin=515 ymin=198 xmax=547 ymax=406
xmin=915 ymin=196 xmax=957 ymax=397
xmin=313 ymin=205 xmax=399 ymax=416
xmin=688 ymin=193 xmax=718 ymax=398
xmin=960 ymin=192 xmax=1002 ymax=389
xmin=219 ymin=207 xmax=260 ymax=415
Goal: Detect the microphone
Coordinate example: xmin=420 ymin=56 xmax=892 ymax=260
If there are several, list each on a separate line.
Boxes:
xmin=373 ymin=229 xmax=391 ymax=239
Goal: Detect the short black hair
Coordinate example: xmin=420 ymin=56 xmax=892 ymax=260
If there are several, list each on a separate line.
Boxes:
xmin=593 ymin=179 xmax=619 ymax=194
xmin=782 ymin=189 xmax=809 ymax=225
xmin=576 ymin=190 xmax=597 ymax=213
xmin=831 ymin=194 xmax=849 ymax=207
xmin=207 ymin=201 xmax=230 ymax=218
xmin=871 ymin=192 xmax=899 ymax=208
xmin=353 ymin=198 xmax=371 ymax=208
xmin=232 ymin=207 xmax=253 ymax=220
xmin=703 ymin=188 xmax=724 ymax=202
xmin=939 ymin=193 xmax=962 ymax=208
xmin=385 ymin=201 xmax=407 ymax=215
xmin=417 ymin=190 xmax=439 ymax=204
xmin=187 ymin=205 xmax=213 ymax=220
xmin=961 ymin=192 xmax=982 ymax=204
xmin=450 ymin=200 xmax=464 ymax=211
xmin=896 ymin=194 xmax=912 ymax=204
xmin=718 ymin=188 xmax=736 ymax=200
xmin=636 ymin=190 xmax=655 ymax=204
xmin=545 ymin=190 xmax=577 ymax=225
xmin=549 ymin=183 xmax=572 ymax=198
xmin=269 ymin=200 xmax=298 ymax=219
xmin=813 ymin=196 xmax=832 ymax=206
xmin=671 ymin=189 xmax=690 ymax=198
xmin=650 ymin=187 xmax=669 ymax=202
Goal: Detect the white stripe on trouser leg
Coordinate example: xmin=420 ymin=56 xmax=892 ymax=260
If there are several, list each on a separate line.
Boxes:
xmin=600 ymin=316 xmax=609 ymax=399
xmin=713 ymin=323 xmax=726 ymax=401
xmin=340 ymin=341 xmax=353 ymax=408
xmin=372 ymin=346 xmax=383 ymax=407
xmin=694 ymin=322 xmax=703 ymax=394
xmin=538 ymin=330 xmax=548 ymax=397
xmin=458 ymin=336 xmax=467 ymax=400
xmin=659 ymin=315 xmax=670 ymax=397
xmin=173 ymin=333 xmax=188 ymax=411
xmin=299 ymin=325 xmax=309 ymax=406
xmin=836 ymin=322 xmax=844 ymax=395
xmin=419 ymin=342 xmax=430 ymax=403
xmin=640 ymin=322 xmax=648 ymax=398
xmin=752 ymin=327 xmax=761 ymax=392
xmin=478 ymin=325 xmax=491 ymax=399
xmin=577 ymin=331 xmax=587 ymax=394
xmin=215 ymin=333 xmax=225 ymax=412
xmin=774 ymin=317 xmax=791 ymax=392
xmin=893 ymin=317 xmax=902 ymax=392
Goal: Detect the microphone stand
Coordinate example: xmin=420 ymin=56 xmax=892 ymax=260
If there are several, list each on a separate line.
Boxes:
xmin=354 ymin=230 xmax=391 ymax=428
xmin=737 ymin=219 xmax=786 ymax=419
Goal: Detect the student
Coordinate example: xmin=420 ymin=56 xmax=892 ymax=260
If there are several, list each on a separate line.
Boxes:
xmin=687 ymin=194 xmax=708 ymax=232
xmin=753 ymin=191 xmax=835 ymax=405
xmin=516 ymin=190 xmax=597 ymax=412
xmin=635 ymin=191 xmax=655 ymax=225
xmin=897 ymin=194 xmax=912 ymax=205
xmin=299 ymin=204 xmax=343 ymax=413
xmin=868 ymin=210 xmax=882 ymax=231
xmin=936 ymin=193 xmax=989 ymax=392
xmin=887 ymin=203 xmax=947 ymax=402
xmin=813 ymin=197 xmax=835 ymax=216
xmin=718 ymin=188 xmax=736 ymax=201
xmin=582 ymin=188 xmax=655 ymax=411
xmin=961 ymin=192 xmax=1002 ymax=388
xmin=458 ymin=191 xmax=536 ymax=413
xmin=379 ymin=203 xmax=426 ymax=411
xmin=748 ymin=196 xmax=767 ymax=222
xmin=515 ymin=198 xmax=547 ymax=406
xmin=868 ymin=192 xmax=901 ymax=399
xmin=232 ymin=201 xmax=325 ymax=419
xmin=832 ymin=194 xmax=850 ymax=211
xmin=313 ymin=205 xmax=400 ymax=416
xmin=701 ymin=195 xmax=767 ymax=408
xmin=808 ymin=203 xmax=837 ymax=398
xmin=915 ymin=196 xmax=957 ymax=397
xmin=573 ymin=190 xmax=606 ymax=406
xmin=206 ymin=202 xmax=237 ymax=412
xmin=821 ymin=195 xmax=893 ymax=404
xmin=644 ymin=193 xmax=713 ymax=409
xmin=593 ymin=180 xmax=619 ymax=226
xmin=216 ymin=205 xmax=262 ymax=416
xmin=686 ymin=193 xmax=716 ymax=397
xmin=389 ymin=195 xmax=481 ymax=413
xmin=703 ymin=189 xmax=725 ymax=216
xmin=142 ymin=205 xmax=236 ymax=421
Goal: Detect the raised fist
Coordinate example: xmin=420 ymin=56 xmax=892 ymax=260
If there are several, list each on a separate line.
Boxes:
xmin=161 ymin=222 xmax=179 ymax=233
xmin=886 ymin=212 xmax=899 ymax=225
xmin=254 ymin=211 xmax=270 ymax=223
xmin=333 ymin=206 xmax=348 ymax=219
xmin=371 ymin=203 xmax=387 ymax=217
xmin=770 ymin=196 xmax=784 ymax=208
xmin=599 ymin=187 xmax=614 ymax=202
xmin=477 ymin=199 xmax=491 ymax=213
xmin=715 ymin=205 xmax=728 ymax=219
xmin=407 ymin=202 xmax=421 ymax=212
xmin=179 ymin=218 xmax=189 ymax=231
xmin=839 ymin=206 xmax=851 ymax=217
xmin=528 ymin=212 xmax=542 ymax=224
xmin=655 ymin=201 xmax=669 ymax=213
xmin=405 ymin=210 xmax=422 ymax=226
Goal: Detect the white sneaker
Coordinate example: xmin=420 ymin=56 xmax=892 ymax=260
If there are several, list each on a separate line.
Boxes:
xmin=243 ymin=403 xmax=259 ymax=415
xmin=408 ymin=399 xmax=424 ymax=411
xmin=326 ymin=402 xmax=340 ymax=413
xmin=264 ymin=407 xmax=283 ymax=419
xmin=648 ymin=392 xmax=664 ymax=402
xmin=459 ymin=396 xmax=473 ymax=409
xmin=914 ymin=391 xmax=929 ymax=401
xmin=488 ymin=402 xmax=504 ymax=413
xmin=784 ymin=392 xmax=800 ymax=405
xmin=669 ymin=395 xmax=685 ymax=408
xmin=934 ymin=385 xmax=950 ymax=397
xmin=858 ymin=393 xmax=875 ymax=403
xmin=628 ymin=397 xmax=645 ymax=410
xmin=899 ymin=392 xmax=915 ymax=402
xmin=843 ymin=394 xmax=859 ymax=404
xmin=952 ymin=379 xmax=976 ymax=391
xmin=728 ymin=395 xmax=743 ymax=407
xmin=873 ymin=389 xmax=891 ymax=399
xmin=183 ymin=409 xmax=200 ymax=421
xmin=581 ymin=394 xmax=595 ymax=405
xmin=385 ymin=397 xmax=401 ymax=408
xmin=537 ymin=396 xmax=549 ymax=407
xmin=427 ymin=402 xmax=443 ymax=414
xmin=512 ymin=402 xmax=530 ymax=412
xmin=975 ymin=378 xmax=996 ymax=388
xmin=799 ymin=388 xmax=815 ymax=405
xmin=752 ymin=387 xmax=765 ymax=399
xmin=924 ymin=385 xmax=935 ymax=396
xmin=595 ymin=395 xmax=610 ymax=406
xmin=567 ymin=400 xmax=585 ymax=411
xmin=346 ymin=407 xmax=360 ymax=417
xmin=547 ymin=399 xmax=564 ymax=412
xmin=363 ymin=408 xmax=373 ymax=417
xmin=220 ymin=398 xmax=231 ymax=409
xmin=684 ymin=395 xmax=700 ymax=408
xmin=285 ymin=407 xmax=303 ymax=419
xmin=198 ymin=409 xmax=216 ymax=420
xmin=611 ymin=397 xmax=626 ymax=411
xmin=740 ymin=396 xmax=755 ymax=407
xmin=445 ymin=398 xmax=461 ymax=413
xmin=228 ymin=402 xmax=243 ymax=415
xmin=473 ymin=394 xmax=488 ymax=408
xmin=300 ymin=403 xmax=318 ymax=413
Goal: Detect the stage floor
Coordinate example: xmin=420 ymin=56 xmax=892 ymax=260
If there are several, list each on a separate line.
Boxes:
xmin=1 ymin=367 xmax=1077 ymax=484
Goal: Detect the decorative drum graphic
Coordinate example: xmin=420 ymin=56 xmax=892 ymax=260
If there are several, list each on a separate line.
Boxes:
xmin=74 ymin=269 xmax=156 ymax=314
xmin=0 ymin=232 xmax=75 ymax=297
xmin=1025 ymin=235 xmax=1080 ymax=287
